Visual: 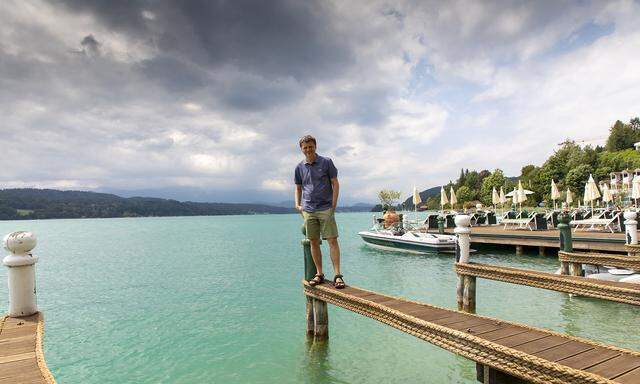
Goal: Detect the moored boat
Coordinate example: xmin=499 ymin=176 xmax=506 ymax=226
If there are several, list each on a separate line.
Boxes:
xmin=358 ymin=228 xmax=457 ymax=254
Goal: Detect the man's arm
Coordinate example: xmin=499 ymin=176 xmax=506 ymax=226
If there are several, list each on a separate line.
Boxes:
xmin=295 ymin=184 xmax=303 ymax=212
xmin=331 ymin=177 xmax=339 ymax=209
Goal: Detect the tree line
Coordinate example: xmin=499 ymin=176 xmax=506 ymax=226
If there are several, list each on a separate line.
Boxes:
xmin=403 ymin=117 xmax=640 ymax=210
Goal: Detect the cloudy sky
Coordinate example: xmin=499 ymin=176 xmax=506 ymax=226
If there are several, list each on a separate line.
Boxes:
xmin=1 ymin=0 xmax=639 ymax=204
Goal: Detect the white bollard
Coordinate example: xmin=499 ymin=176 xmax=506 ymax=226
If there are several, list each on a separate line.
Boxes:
xmin=3 ymin=231 xmax=39 ymax=317
xmin=454 ymin=215 xmax=471 ymax=263
xmin=624 ymin=211 xmax=638 ymax=245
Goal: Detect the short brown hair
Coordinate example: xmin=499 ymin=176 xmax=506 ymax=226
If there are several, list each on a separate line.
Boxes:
xmin=299 ymin=135 xmax=316 ymax=147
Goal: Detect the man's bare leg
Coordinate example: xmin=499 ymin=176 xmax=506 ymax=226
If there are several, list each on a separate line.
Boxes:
xmin=327 ymin=237 xmax=341 ymax=277
xmin=310 ymin=238 xmax=323 ymax=276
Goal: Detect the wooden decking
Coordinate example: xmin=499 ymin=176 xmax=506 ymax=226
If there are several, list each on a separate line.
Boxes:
xmin=0 ymin=313 xmax=56 ymax=384
xmin=304 ymin=280 xmax=640 ymax=383
xmin=432 ymin=226 xmax=627 ymax=253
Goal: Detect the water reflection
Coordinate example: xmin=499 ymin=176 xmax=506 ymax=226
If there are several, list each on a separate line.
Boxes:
xmin=299 ymin=339 xmax=349 ymax=384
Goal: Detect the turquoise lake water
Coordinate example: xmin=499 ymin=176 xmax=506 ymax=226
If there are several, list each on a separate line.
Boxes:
xmin=1 ymin=212 xmax=639 ymax=383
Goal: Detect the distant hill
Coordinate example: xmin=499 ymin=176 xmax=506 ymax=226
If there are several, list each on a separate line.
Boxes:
xmin=0 ymin=189 xmax=295 ymax=220
xmin=402 ymin=186 xmax=442 ymax=208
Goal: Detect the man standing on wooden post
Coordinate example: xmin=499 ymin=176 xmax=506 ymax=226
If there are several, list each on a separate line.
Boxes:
xmin=295 ymin=135 xmax=345 ymax=289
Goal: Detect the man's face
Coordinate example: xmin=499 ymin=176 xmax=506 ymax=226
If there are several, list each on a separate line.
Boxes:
xmin=300 ymin=141 xmax=316 ymax=158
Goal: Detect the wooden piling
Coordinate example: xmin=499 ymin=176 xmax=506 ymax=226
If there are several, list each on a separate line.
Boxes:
xmin=538 ymin=246 xmax=545 ymax=256
xmin=456 ymin=274 xmax=465 ymax=310
xmin=569 ymin=262 xmax=583 ymax=277
xmin=515 ymin=245 xmax=524 ymax=256
xmin=463 ymin=276 xmax=476 ymax=313
xmin=560 ymin=261 xmax=570 ymax=275
xmin=302 ymin=225 xmax=328 ymax=340
xmin=313 ymin=299 xmax=328 ymax=340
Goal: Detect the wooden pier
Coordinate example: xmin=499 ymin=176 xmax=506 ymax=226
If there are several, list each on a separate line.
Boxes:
xmin=432 ymin=226 xmax=628 ymax=253
xmin=0 ymin=313 xmax=56 ymax=384
xmin=304 ymin=280 xmax=640 ymax=383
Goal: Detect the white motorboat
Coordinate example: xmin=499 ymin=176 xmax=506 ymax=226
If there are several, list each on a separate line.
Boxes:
xmin=358 ymin=228 xmax=457 ymax=254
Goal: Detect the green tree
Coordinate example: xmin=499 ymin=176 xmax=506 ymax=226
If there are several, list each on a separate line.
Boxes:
xmin=479 ymin=169 xmax=506 ymax=205
xmin=377 ymin=189 xmax=402 ymax=208
xmin=564 ymin=164 xmax=592 ymax=198
xmin=456 ymin=186 xmax=475 ymax=204
xmin=606 ymin=120 xmax=638 ymax=151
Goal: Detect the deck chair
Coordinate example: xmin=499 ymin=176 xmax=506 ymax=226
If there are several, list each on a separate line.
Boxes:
xmin=502 ymin=212 xmax=536 ymax=231
xmin=570 ymin=211 xmax=622 ymax=233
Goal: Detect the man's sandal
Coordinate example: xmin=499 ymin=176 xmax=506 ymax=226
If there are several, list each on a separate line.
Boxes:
xmin=333 ymin=274 xmax=346 ymax=289
xmin=309 ymin=274 xmax=324 ymax=286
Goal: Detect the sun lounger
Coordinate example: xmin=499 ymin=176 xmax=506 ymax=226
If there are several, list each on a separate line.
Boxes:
xmin=570 ymin=212 xmax=622 ymax=233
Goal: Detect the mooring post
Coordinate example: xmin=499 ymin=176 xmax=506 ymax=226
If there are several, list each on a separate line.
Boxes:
xmin=538 ymin=246 xmax=546 ymax=257
xmin=455 ymin=215 xmax=475 ymax=313
xmin=515 ymin=245 xmax=524 ymax=256
xmin=437 ymin=215 xmax=445 ymax=234
xmin=625 ymin=211 xmax=638 ymax=246
xmin=3 ymin=232 xmax=39 ymax=317
xmin=301 ymin=225 xmax=328 ymax=341
xmin=557 ymin=212 xmax=572 ymax=275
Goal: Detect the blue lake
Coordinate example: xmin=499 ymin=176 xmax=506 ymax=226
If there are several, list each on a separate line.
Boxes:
xmin=1 ymin=213 xmax=638 ymax=383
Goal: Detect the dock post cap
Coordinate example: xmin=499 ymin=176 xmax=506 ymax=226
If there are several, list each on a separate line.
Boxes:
xmin=3 ymin=232 xmax=38 ymax=267
xmin=624 ymin=211 xmax=637 ymax=221
xmin=454 ymin=214 xmax=471 ymax=228
xmin=4 ymin=231 xmax=37 ymax=254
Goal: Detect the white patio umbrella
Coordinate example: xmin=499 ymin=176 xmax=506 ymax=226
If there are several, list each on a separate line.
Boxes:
xmin=450 ymin=186 xmax=457 ymax=210
xmin=566 ymin=188 xmax=573 ymax=208
xmin=601 ymin=184 xmax=612 ymax=205
xmin=491 ymin=187 xmax=499 ymax=211
xmin=551 ymin=179 xmax=561 ymax=210
xmin=583 ymin=174 xmax=601 ymax=213
xmin=517 ymin=180 xmax=527 ymax=213
xmin=412 ymin=186 xmax=422 ymax=219
xmin=632 ymin=176 xmax=640 ymax=208
xmin=440 ymin=186 xmax=449 ymax=213
xmin=499 ymin=186 xmax=507 ymax=215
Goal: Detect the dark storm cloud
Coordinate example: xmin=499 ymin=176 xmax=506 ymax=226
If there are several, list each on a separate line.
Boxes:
xmin=58 ymin=0 xmax=353 ymax=82
xmin=80 ymin=34 xmax=101 ymax=57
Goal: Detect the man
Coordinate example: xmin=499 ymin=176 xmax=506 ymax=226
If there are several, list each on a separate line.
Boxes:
xmin=294 ymin=135 xmax=345 ymax=289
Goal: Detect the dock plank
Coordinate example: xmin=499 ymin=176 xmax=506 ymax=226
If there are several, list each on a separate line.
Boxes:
xmin=0 ymin=313 xmax=55 ymax=384
xmin=305 ymin=281 xmax=640 ymax=383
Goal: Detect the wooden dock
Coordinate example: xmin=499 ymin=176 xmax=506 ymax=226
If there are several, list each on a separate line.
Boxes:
xmin=304 ymin=280 xmax=640 ymax=383
xmin=0 ymin=313 xmax=56 ymax=384
xmin=432 ymin=226 xmax=627 ymax=253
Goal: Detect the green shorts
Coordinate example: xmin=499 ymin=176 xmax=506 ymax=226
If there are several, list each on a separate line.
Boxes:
xmin=303 ymin=208 xmax=339 ymax=240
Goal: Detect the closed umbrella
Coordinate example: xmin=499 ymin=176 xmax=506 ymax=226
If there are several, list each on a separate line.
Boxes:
xmin=584 ymin=174 xmax=601 ymax=213
xmin=517 ymin=180 xmax=527 ymax=213
xmin=632 ymin=175 xmax=640 ymax=207
xmin=450 ymin=186 xmax=457 ymax=210
xmin=492 ymin=187 xmax=499 ymax=210
xmin=602 ymin=184 xmax=612 ymax=205
xmin=511 ymin=187 xmax=519 ymax=208
xmin=566 ymin=188 xmax=573 ymax=208
xmin=551 ymin=179 xmax=561 ymax=210
xmin=412 ymin=186 xmax=422 ymax=219
xmin=499 ymin=186 xmax=507 ymax=215
xmin=440 ymin=186 xmax=449 ymax=213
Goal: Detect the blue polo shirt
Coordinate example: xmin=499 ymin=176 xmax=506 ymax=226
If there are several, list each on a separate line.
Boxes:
xmin=294 ymin=155 xmax=338 ymax=212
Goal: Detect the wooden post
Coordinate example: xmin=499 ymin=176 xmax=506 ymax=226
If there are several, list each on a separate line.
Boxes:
xmin=557 ymin=212 xmax=573 ymax=275
xmin=456 ymin=275 xmax=464 ymax=310
xmin=302 ymin=225 xmax=328 ymax=340
xmin=313 ymin=299 xmax=328 ymax=341
xmin=570 ymin=262 xmax=583 ymax=277
xmin=515 ymin=245 xmax=524 ymax=256
xmin=463 ymin=275 xmax=476 ymax=313
xmin=455 ymin=215 xmax=475 ymax=313
xmin=538 ymin=246 xmax=546 ymax=257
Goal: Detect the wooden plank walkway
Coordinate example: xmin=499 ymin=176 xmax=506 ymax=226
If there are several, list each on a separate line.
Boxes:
xmin=0 ymin=313 xmax=56 ymax=384
xmin=304 ymin=280 xmax=640 ymax=383
xmin=455 ymin=262 xmax=640 ymax=306
xmin=431 ymin=226 xmax=627 ymax=253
